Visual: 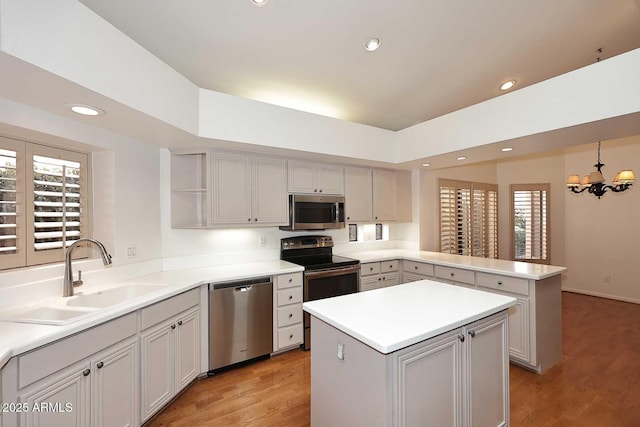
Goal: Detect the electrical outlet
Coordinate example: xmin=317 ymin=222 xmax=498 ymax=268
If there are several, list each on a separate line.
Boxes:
xmin=259 ymin=236 xmax=267 ymax=247
xmin=126 ymin=244 xmax=137 ymax=259
xmin=603 ymin=275 xmax=611 ymax=283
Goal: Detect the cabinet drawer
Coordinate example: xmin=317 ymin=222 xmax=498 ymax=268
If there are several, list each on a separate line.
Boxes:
xmin=18 ymin=312 xmax=137 ymax=389
xmin=403 ymin=261 xmax=434 ymax=277
xmin=140 ymin=288 xmax=200 ymax=331
xmin=277 ymin=305 xmax=303 ymax=327
xmin=403 ymin=272 xmax=428 ymax=283
xmin=434 ymin=266 xmax=475 ymax=285
xmin=361 ymin=262 xmax=380 ymax=276
xmin=277 ymin=273 xmax=302 ymax=289
xmin=277 ymin=324 xmax=303 ymax=349
xmin=277 ymin=287 xmax=303 ymax=306
xmin=380 ymin=260 xmax=399 ymax=273
xmin=476 ymin=273 xmax=529 ymax=296
xmin=360 ymin=275 xmax=381 ymax=292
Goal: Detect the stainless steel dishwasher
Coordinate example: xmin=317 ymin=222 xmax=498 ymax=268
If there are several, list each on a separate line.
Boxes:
xmin=209 ymin=277 xmax=273 ymax=371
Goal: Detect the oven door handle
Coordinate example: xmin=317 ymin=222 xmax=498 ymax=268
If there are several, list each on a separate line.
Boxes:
xmin=305 ymin=265 xmax=360 ymax=279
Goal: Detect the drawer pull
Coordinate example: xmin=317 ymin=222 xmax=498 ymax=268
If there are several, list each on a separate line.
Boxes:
xmin=83 ymin=369 xmax=91 ymax=377
xmin=378 ymin=277 xmax=382 ymax=281
xmin=97 ymin=362 xmax=104 ymax=369
xmin=497 ymin=281 xmax=503 ymax=285
xmin=289 ymin=295 xmax=293 ymax=300
xmin=370 ymin=267 xmax=374 ymax=271
xmin=289 ymin=334 xmax=294 ymax=339
xmin=289 ymin=278 xmax=293 ymax=283
xmin=414 ymin=266 xmax=418 ymax=270
xmin=389 ymin=264 xmax=393 ymax=268
xmin=450 ymin=272 xmax=455 ymax=277
xmin=289 ymin=313 xmax=293 ymax=318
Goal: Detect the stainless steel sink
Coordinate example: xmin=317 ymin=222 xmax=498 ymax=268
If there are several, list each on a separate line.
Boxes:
xmin=66 ymin=284 xmax=165 ymax=308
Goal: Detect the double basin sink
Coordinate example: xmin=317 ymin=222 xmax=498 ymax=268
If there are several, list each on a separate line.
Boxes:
xmin=2 ymin=283 xmax=165 ymax=325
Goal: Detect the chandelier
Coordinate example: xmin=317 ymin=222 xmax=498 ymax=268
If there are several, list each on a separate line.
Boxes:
xmin=566 ymin=142 xmax=635 ymax=199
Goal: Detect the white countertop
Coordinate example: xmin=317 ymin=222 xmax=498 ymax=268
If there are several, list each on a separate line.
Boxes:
xmin=0 ymin=260 xmax=303 ymax=369
xmin=303 ymin=279 xmax=516 ymax=354
xmin=337 ymin=249 xmax=566 ymax=280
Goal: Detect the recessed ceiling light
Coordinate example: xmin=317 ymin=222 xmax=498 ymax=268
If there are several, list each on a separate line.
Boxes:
xmin=456 ymin=156 xmax=467 ymax=161
xmin=251 ymin=0 xmax=269 ymax=6
xmin=422 ymin=163 xmax=431 ymax=167
xmin=66 ymin=104 xmax=105 ymax=116
xmin=501 ymin=147 xmax=513 ymax=152
xmin=500 ymin=80 xmax=516 ymax=91
xmin=365 ymin=37 xmax=381 ymax=52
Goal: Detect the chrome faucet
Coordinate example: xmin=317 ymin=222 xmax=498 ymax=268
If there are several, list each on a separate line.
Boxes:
xmin=63 ymin=238 xmax=113 ymax=297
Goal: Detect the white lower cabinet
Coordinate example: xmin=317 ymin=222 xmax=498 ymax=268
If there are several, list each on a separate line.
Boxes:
xmin=395 ymin=311 xmax=509 ymax=427
xmin=273 ymin=272 xmax=304 ymax=351
xmin=360 ymin=260 xmax=399 ymax=291
xmin=2 ymin=314 xmax=138 ymax=427
xmin=140 ymin=306 xmax=200 ymax=423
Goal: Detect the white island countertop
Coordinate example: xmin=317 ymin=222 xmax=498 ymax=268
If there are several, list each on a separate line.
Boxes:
xmin=303 ymin=279 xmax=516 ymax=354
xmin=337 ymin=248 xmax=566 ymax=280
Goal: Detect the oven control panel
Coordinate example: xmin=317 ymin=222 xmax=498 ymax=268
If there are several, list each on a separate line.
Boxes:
xmin=281 ymin=235 xmax=333 ymax=250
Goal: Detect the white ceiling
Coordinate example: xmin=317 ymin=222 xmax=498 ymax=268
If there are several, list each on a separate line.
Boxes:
xmin=79 ymin=0 xmax=640 ymax=131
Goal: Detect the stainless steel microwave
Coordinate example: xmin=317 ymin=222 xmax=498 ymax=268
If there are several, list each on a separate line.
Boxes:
xmin=280 ymin=194 xmax=345 ymax=231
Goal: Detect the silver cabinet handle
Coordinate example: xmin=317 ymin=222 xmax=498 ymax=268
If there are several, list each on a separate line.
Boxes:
xmin=458 ymin=334 xmax=465 ymax=342
xmin=469 ymin=330 xmax=476 ymax=338
xmin=83 ymin=368 xmax=91 ymax=376
xmin=97 ymin=362 xmax=104 ymax=369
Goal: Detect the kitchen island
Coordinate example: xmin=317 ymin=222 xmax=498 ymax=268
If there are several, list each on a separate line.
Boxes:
xmin=303 ymin=280 xmax=516 ymax=427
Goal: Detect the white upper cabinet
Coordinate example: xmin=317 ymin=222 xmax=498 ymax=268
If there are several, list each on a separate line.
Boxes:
xmin=344 ymin=167 xmax=373 ymax=222
xmin=288 ymin=160 xmax=344 ymax=195
xmin=211 ymin=152 xmax=252 ymax=224
xmin=171 ymin=151 xmax=210 ymax=228
xmin=373 ymin=169 xmax=397 ymax=222
xmin=252 ymin=156 xmax=289 ymax=224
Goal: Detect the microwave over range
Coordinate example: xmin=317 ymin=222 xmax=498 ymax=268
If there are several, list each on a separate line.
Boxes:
xmin=279 ymin=194 xmax=345 ymax=231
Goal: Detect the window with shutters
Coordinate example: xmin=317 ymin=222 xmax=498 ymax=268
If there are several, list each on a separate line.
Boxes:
xmin=0 ymin=136 xmax=91 ymax=269
xmin=511 ymin=184 xmax=549 ymax=264
xmin=438 ymin=179 xmax=498 ymax=258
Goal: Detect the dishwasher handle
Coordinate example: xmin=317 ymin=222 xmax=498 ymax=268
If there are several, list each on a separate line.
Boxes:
xmin=210 ymin=277 xmax=271 ymax=291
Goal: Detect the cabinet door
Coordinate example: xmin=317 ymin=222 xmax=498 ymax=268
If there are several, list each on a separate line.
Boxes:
xmin=92 ymin=340 xmax=138 ymax=427
xmin=395 ymin=329 xmax=463 ymax=427
xmin=507 ymin=297 xmax=530 ymax=363
xmin=360 ymin=275 xmax=381 ymax=292
xmin=288 ymin=161 xmax=317 ymax=193
xmin=175 ymin=309 xmax=200 ymax=393
xmin=20 ymin=362 xmax=91 ymax=427
xmin=211 ymin=152 xmax=252 ymax=224
xmin=372 ymin=169 xmax=397 ymax=221
xmin=466 ymin=312 xmax=509 ymax=427
xmin=252 ymin=157 xmax=288 ymax=225
xmin=317 ymin=164 xmax=344 ymax=194
xmin=344 ymin=167 xmax=373 ymax=222
xmin=140 ymin=322 xmax=174 ymax=422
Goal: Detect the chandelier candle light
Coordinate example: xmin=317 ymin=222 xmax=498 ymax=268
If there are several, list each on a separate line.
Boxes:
xmin=566 ymin=141 xmax=635 ymax=199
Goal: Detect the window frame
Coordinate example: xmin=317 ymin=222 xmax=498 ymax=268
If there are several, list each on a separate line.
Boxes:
xmin=0 ymin=136 xmax=92 ymax=270
xmin=438 ymin=178 xmax=498 ymax=259
xmin=510 ymin=183 xmax=550 ymax=265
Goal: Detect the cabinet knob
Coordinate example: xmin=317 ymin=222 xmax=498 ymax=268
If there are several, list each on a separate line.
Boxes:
xmin=314 ymin=189 xmax=318 ymax=192
xmin=450 ymin=272 xmax=455 ymax=277
xmin=254 ymin=218 xmax=258 ymax=222
xmin=171 ymin=324 xmax=176 ymax=330
xmin=378 ymin=277 xmax=381 ymax=281
xmin=389 ymin=264 xmax=393 ymax=268
xmin=289 ymin=334 xmax=294 ymax=339
xmin=289 ymin=295 xmax=293 ymax=300
xmin=458 ymin=334 xmax=465 ymax=343
xmin=497 ymin=281 xmax=503 ymax=285
xmin=370 ymin=267 xmax=374 ymax=271
xmin=83 ymin=369 xmax=91 ymax=377
xmin=289 ymin=313 xmax=293 ymax=318
xmin=469 ymin=330 xmax=476 ymax=338
xmin=347 ymin=216 xmax=350 ymax=220
xmin=247 ymin=218 xmax=251 ymax=222
xmin=178 ymin=320 xmax=183 ymax=326
xmin=319 ymin=189 xmax=323 ymax=193
xmin=414 ymin=266 xmax=418 ymax=270
xmin=375 ymin=216 xmax=378 ymax=220
xmin=289 ymin=278 xmax=293 ymax=282
xmin=97 ymin=362 xmax=104 ymax=369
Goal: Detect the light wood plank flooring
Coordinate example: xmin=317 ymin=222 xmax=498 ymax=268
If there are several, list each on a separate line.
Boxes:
xmin=148 ymin=292 xmax=640 ymax=426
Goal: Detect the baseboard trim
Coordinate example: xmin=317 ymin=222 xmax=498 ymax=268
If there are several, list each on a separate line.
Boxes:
xmin=562 ymin=288 xmax=640 ymax=305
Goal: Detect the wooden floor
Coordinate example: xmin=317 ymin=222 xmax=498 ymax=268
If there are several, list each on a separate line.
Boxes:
xmin=148 ymin=292 xmax=640 ymax=426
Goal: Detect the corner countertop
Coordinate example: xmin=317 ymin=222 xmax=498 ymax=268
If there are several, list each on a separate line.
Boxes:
xmin=337 ymin=249 xmax=566 ymax=280
xmin=303 ymin=279 xmax=516 ymax=354
xmin=0 ymin=260 xmax=303 ymax=370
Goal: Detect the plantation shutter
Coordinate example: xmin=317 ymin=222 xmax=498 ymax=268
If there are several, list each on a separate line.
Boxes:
xmin=0 ymin=138 xmax=26 ymax=268
xmin=511 ymin=184 xmax=549 ymax=264
xmin=439 ymin=179 xmax=497 ymax=258
xmin=26 ymin=144 xmax=90 ymax=266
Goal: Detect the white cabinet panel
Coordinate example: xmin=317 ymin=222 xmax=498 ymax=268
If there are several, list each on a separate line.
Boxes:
xmin=211 ymin=152 xmax=252 ymax=224
xmin=252 ymin=157 xmax=288 ymax=224
xmin=175 ymin=309 xmax=200 ymax=393
xmin=288 ymin=161 xmax=344 ymax=194
xmin=372 ymin=169 xmax=397 ymax=221
xmin=344 ymin=167 xmax=373 ymax=222
xmin=140 ymin=321 xmax=174 ymax=421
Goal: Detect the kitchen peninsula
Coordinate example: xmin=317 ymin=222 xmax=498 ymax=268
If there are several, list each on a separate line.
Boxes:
xmin=303 ymin=280 xmax=516 ymax=426
xmin=338 ymin=249 xmax=567 ymax=373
